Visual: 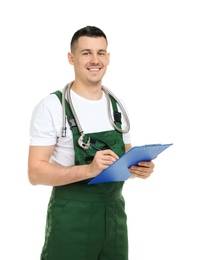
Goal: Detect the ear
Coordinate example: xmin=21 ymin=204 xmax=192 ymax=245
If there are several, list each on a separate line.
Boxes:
xmin=68 ymin=52 xmax=74 ymax=65
xmin=107 ymin=52 xmax=110 ymax=65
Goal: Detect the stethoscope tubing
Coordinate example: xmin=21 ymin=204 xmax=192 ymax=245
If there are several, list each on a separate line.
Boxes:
xmin=61 ymin=82 xmax=130 ymax=148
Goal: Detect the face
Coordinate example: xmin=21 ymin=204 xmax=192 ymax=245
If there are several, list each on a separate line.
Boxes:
xmin=68 ymin=36 xmax=110 ymax=85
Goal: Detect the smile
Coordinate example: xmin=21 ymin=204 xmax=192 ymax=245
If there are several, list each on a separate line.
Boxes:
xmin=88 ymin=68 xmax=101 ymax=71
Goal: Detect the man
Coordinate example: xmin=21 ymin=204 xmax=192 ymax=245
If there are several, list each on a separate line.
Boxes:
xmin=28 ymin=25 xmax=155 ymax=260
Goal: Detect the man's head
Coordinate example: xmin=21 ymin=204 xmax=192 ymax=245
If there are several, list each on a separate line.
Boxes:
xmin=70 ymin=26 xmax=107 ymax=53
xmin=68 ymin=26 xmax=109 ymax=86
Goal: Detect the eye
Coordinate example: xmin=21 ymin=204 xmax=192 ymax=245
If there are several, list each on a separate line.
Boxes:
xmin=83 ymin=51 xmax=90 ymax=56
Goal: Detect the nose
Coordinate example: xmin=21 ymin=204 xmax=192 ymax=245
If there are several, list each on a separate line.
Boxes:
xmin=90 ymin=53 xmax=99 ymax=64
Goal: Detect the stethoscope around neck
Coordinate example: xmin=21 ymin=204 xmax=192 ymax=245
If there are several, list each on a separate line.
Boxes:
xmin=61 ymin=81 xmax=130 ymax=150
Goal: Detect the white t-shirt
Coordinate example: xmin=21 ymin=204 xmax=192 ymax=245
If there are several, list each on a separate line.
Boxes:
xmin=29 ymin=88 xmax=131 ymax=166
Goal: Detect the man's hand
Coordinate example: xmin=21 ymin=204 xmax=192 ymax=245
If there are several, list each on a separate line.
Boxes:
xmin=88 ymin=149 xmax=119 ymax=177
xmin=129 ymin=160 xmax=155 ymax=179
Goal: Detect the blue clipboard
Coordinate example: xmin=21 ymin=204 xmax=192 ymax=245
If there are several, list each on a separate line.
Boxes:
xmin=88 ymin=143 xmax=173 ymax=185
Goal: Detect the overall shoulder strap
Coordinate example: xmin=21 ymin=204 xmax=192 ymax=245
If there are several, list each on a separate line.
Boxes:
xmin=51 ymin=91 xmax=78 ymax=133
xmin=109 ymin=94 xmax=122 ymax=130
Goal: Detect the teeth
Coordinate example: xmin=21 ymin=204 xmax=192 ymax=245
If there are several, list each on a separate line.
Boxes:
xmin=89 ymin=68 xmax=99 ymax=71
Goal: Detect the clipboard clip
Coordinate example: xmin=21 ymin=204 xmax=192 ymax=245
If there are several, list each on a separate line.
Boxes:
xmin=144 ymin=143 xmax=161 ymax=147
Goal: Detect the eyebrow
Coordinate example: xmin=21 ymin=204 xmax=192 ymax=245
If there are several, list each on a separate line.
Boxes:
xmin=81 ymin=49 xmax=107 ymax=53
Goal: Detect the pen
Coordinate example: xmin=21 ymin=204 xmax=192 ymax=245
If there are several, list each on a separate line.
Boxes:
xmin=91 ymin=145 xmax=102 ymax=151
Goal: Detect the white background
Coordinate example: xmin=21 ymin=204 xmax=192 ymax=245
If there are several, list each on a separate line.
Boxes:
xmin=0 ymin=0 xmax=200 ymax=259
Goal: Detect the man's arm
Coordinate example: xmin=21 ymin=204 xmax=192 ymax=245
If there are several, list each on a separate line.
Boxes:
xmin=28 ymin=145 xmax=119 ymax=186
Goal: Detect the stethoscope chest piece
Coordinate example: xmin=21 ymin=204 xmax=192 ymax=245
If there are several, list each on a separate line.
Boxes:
xmin=78 ymin=132 xmax=91 ymax=149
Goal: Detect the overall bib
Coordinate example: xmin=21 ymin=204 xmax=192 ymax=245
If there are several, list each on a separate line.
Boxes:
xmin=40 ymin=91 xmax=128 ymax=260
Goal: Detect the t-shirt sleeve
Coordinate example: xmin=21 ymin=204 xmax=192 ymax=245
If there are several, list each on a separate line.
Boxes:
xmin=29 ymin=96 xmax=61 ymax=146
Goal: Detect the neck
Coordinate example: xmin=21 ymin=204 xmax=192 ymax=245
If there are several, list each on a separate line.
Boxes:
xmin=71 ymin=81 xmax=103 ymax=100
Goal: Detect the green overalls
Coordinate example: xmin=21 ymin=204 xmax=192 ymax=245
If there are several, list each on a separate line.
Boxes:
xmin=40 ymin=91 xmax=128 ymax=260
